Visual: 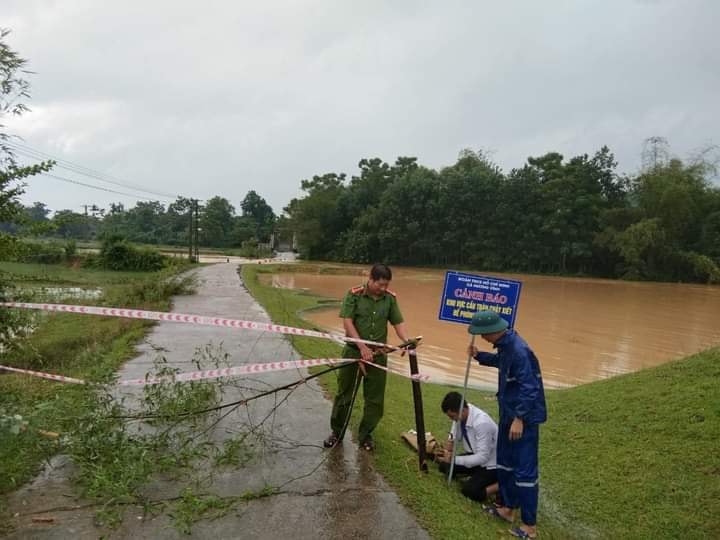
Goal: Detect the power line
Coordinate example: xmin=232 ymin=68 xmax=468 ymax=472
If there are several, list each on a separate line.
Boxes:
xmin=5 ymin=140 xmax=182 ymax=200
xmin=7 ymin=141 xmax=180 ymax=200
xmin=40 ymin=172 xmax=164 ymax=202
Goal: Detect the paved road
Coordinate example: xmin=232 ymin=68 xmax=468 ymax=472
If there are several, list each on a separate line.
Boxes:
xmin=5 ymin=263 xmax=429 ymax=540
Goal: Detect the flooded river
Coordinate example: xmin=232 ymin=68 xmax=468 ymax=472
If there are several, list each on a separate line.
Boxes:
xmin=263 ymin=267 xmax=720 ymax=389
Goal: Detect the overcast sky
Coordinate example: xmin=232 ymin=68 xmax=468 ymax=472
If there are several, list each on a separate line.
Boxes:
xmin=3 ymin=0 xmax=719 ymax=215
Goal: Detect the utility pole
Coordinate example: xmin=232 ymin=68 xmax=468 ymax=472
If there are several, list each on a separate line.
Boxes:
xmin=186 ymin=199 xmax=203 ymax=263
xmin=193 ymin=200 xmax=200 ymax=263
xmin=188 ymin=199 xmax=195 ymax=262
xmin=82 ymin=204 xmax=105 ymax=217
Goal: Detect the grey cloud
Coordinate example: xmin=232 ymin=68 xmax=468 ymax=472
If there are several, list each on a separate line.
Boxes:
xmin=3 ymin=0 xmax=718 ymax=215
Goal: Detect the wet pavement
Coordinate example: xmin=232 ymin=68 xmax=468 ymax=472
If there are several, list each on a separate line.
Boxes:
xmin=4 ymin=262 xmax=428 ymax=539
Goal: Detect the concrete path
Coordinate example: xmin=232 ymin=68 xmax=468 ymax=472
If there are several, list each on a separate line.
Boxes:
xmin=5 ymin=263 xmax=429 ymax=540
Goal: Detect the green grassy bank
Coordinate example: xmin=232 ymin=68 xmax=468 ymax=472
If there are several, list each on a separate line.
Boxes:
xmin=0 ymin=261 xmax=195 ymax=501
xmin=242 ymin=263 xmax=720 ymax=539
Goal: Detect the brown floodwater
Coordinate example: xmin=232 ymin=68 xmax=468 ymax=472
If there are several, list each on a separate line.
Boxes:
xmin=262 ymin=267 xmax=720 ymax=389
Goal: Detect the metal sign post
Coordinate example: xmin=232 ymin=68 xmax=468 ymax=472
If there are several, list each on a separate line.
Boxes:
xmin=447 ymin=334 xmax=475 ymax=484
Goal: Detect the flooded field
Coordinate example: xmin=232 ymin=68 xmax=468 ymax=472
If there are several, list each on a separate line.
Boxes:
xmin=24 ymin=287 xmax=103 ymax=301
xmin=263 ymin=267 xmax=720 ymax=389
xmin=0 ymin=287 xmax=102 ymax=353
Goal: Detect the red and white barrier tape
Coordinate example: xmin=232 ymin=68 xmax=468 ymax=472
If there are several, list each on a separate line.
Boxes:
xmin=0 ymin=364 xmax=86 ymax=385
xmin=0 ymin=302 xmax=394 ymax=350
xmin=118 ymin=358 xmax=352 ymax=386
xmin=119 ymin=358 xmax=429 ymax=386
xmin=0 ymin=358 xmax=430 ymax=387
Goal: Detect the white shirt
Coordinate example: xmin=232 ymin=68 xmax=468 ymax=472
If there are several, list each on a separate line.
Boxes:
xmin=453 ymin=403 xmax=498 ymax=469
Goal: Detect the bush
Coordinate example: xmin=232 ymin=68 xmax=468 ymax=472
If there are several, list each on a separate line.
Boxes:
xmin=102 ymin=269 xmax=196 ymax=308
xmin=64 ymin=240 xmax=77 ymax=260
xmin=665 ymin=250 xmax=720 ymax=284
xmin=92 ymin=236 xmax=169 ymax=272
xmin=82 ymin=252 xmax=101 ymax=268
xmin=0 ymin=268 xmax=32 ymax=356
xmin=1 ymin=239 xmax=65 ymax=264
xmin=0 ymin=234 xmax=18 ymax=262
xmin=238 ymin=239 xmax=273 ymax=259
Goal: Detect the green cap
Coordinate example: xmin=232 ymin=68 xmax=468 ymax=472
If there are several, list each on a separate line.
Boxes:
xmin=468 ymin=310 xmax=509 ymax=335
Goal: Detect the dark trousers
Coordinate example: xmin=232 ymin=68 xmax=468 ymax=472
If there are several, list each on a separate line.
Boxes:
xmin=439 ymin=460 xmax=498 ymax=502
xmin=497 ymin=419 xmax=540 ymax=526
xmin=330 ymin=347 xmax=387 ymax=442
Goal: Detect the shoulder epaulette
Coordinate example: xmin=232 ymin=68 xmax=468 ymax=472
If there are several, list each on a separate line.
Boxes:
xmin=350 ymin=285 xmax=365 ymax=295
xmin=386 ymin=289 xmax=397 ymax=297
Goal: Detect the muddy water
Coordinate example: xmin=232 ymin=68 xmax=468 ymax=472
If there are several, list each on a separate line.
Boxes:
xmin=263 ymin=269 xmax=720 ymax=389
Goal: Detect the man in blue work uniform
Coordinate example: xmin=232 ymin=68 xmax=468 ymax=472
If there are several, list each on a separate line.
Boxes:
xmin=467 ymin=310 xmax=546 ymax=539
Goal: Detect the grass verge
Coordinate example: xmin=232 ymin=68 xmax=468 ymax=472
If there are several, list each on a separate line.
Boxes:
xmin=0 ymin=261 xmax=195 ymax=503
xmin=242 ymin=263 xmax=720 ymax=540
xmin=0 ymin=260 xmax=159 ymax=286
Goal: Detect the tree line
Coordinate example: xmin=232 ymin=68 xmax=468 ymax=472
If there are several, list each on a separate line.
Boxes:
xmin=5 ymin=142 xmax=719 ymax=284
xmin=1 ymin=190 xmax=277 ymax=250
xmin=284 ymin=141 xmax=720 ymax=283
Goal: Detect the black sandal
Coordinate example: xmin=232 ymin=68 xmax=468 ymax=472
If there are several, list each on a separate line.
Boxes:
xmin=323 ymin=432 xmax=342 ymax=448
xmin=482 ymin=504 xmax=513 ymax=523
xmin=360 ymin=438 xmax=375 ymax=451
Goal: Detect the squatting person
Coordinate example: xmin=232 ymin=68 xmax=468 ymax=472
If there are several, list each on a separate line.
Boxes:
xmin=436 ymin=391 xmax=499 ymax=503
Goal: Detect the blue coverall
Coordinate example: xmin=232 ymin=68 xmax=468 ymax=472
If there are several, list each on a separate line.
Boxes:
xmin=475 ymin=330 xmax=547 ymax=526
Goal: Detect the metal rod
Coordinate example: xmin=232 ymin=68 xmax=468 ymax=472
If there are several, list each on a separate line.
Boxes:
xmin=448 ymin=334 xmax=475 ymax=484
xmin=408 ymin=349 xmax=428 ymax=472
